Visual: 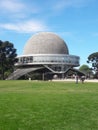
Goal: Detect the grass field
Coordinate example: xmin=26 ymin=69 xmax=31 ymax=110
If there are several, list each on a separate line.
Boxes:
xmin=0 ymin=80 xmax=98 ymax=130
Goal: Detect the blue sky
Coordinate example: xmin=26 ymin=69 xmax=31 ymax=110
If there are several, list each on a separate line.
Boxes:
xmin=0 ymin=0 xmax=98 ymax=67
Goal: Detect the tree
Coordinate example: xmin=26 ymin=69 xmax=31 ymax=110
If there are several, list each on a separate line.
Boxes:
xmin=87 ymin=52 xmax=98 ymax=70
xmin=0 ymin=40 xmax=17 ymax=79
xmin=79 ymin=64 xmax=93 ymax=78
xmin=87 ymin=52 xmax=98 ymax=78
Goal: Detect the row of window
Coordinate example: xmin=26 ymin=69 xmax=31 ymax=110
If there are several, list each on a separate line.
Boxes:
xmin=17 ymin=56 xmax=79 ymax=65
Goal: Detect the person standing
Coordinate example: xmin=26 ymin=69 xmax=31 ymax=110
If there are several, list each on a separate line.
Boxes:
xmin=75 ymin=75 xmax=79 ymax=84
xmin=80 ymin=76 xmax=85 ymax=83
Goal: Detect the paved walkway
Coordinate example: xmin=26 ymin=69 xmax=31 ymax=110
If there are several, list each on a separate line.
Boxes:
xmin=53 ymin=79 xmax=98 ymax=82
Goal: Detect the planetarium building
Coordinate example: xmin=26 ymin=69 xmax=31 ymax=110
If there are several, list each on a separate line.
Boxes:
xmin=8 ymin=32 xmax=80 ymax=80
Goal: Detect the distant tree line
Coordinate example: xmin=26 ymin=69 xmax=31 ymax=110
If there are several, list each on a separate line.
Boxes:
xmin=79 ymin=64 xmax=93 ymax=79
xmin=0 ymin=40 xmax=17 ymax=79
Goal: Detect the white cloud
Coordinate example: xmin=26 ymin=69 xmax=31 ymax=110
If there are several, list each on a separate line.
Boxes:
xmin=53 ymin=0 xmax=93 ymax=10
xmin=0 ymin=0 xmax=25 ymax=12
xmin=0 ymin=0 xmax=40 ymax=14
xmin=0 ymin=0 xmax=41 ymax=20
xmin=0 ymin=20 xmax=48 ymax=33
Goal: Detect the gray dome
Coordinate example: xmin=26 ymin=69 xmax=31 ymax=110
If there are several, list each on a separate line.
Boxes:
xmin=23 ymin=32 xmax=69 ymax=55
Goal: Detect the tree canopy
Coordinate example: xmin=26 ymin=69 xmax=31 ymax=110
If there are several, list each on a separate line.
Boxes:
xmin=0 ymin=40 xmax=17 ymax=79
xmin=87 ymin=52 xmax=98 ymax=71
xmin=79 ymin=64 xmax=90 ymax=73
xmin=79 ymin=64 xmax=93 ymax=78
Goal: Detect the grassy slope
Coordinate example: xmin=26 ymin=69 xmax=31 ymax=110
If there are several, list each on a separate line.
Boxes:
xmin=0 ymin=80 xmax=98 ymax=130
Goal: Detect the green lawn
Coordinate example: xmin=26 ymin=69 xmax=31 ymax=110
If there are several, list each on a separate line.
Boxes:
xmin=0 ymin=80 xmax=98 ymax=130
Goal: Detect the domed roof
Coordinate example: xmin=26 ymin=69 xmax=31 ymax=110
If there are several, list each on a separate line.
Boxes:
xmin=23 ymin=32 xmax=69 ymax=55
